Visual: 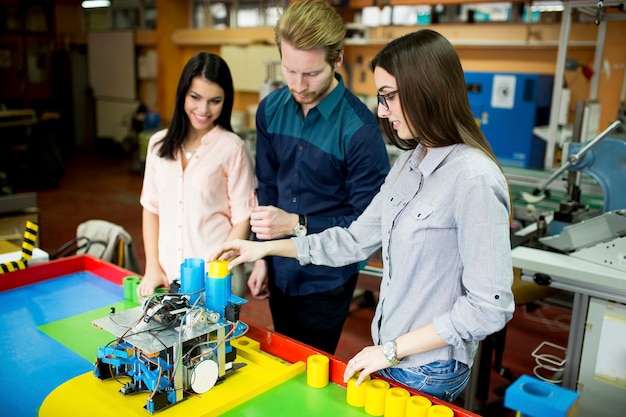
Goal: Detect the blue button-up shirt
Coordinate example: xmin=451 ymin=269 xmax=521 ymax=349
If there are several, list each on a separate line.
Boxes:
xmin=256 ymin=73 xmax=390 ymax=295
xmin=296 ymin=144 xmax=514 ymax=368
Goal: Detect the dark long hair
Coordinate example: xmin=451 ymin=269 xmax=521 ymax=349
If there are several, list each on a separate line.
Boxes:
xmin=369 ymin=29 xmax=498 ymax=165
xmin=158 ymin=52 xmax=234 ymax=159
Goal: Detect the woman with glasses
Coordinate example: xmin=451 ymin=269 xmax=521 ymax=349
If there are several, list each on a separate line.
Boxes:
xmin=209 ymin=29 xmax=514 ymax=402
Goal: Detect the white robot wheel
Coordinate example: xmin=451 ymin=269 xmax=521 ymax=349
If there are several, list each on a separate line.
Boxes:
xmin=189 ymin=359 xmax=219 ymax=394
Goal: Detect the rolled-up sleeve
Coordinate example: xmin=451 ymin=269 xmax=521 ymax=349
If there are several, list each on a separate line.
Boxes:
xmin=434 ymin=171 xmax=514 ymax=347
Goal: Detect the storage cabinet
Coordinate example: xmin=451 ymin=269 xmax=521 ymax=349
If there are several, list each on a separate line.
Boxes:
xmin=465 ymin=71 xmax=553 ymax=169
xmin=0 ymin=1 xmax=55 ymax=111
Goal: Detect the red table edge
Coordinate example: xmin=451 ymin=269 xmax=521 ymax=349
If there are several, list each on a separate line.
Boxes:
xmin=0 ymin=254 xmax=133 ymax=291
xmin=1 ymin=254 xmax=480 ymax=417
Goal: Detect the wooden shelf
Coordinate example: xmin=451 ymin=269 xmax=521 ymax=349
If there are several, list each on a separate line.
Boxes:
xmin=172 ymin=27 xmax=275 ymax=46
xmin=136 ymin=29 xmax=156 ymax=47
xmin=349 ymin=0 xmax=527 ymax=5
xmin=172 ymin=22 xmax=599 ymax=49
xmin=346 ymin=39 xmax=596 ymax=48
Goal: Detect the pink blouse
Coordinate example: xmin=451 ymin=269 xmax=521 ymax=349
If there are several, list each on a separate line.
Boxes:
xmin=140 ymin=126 xmax=257 ymax=281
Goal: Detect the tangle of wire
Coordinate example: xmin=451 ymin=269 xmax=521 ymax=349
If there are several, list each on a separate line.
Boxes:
xmin=97 ymin=287 xmax=248 ymax=399
xmin=532 ymin=341 xmax=567 ymax=384
xmin=522 ymin=304 xmax=571 ymax=332
xmin=97 ymin=291 xmax=186 ymax=388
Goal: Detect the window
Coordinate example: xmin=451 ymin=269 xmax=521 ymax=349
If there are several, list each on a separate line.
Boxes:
xmin=192 ymin=0 xmax=288 ymax=29
xmin=81 ymin=0 xmax=156 ymax=30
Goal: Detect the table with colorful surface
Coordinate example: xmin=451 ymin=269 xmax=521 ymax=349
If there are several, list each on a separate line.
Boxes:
xmin=0 ymin=255 xmax=480 ymax=417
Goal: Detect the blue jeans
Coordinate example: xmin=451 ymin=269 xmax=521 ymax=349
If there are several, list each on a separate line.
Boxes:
xmin=378 ymin=360 xmax=470 ymax=402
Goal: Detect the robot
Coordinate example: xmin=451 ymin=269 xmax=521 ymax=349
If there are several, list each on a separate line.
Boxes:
xmin=92 ymin=259 xmax=248 ymax=413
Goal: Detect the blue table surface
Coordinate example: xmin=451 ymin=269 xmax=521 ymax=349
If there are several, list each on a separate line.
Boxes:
xmin=0 ymin=272 xmax=124 ymax=417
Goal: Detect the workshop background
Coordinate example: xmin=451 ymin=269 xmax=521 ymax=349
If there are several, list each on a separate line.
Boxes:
xmin=35 ymin=151 xmax=571 ymax=416
xmin=1 ymin=1 xmax=625 ymax=416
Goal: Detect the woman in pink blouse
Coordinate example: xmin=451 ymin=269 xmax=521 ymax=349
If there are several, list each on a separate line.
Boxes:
xmin=137 ymin=52 xmax=257 ymax=298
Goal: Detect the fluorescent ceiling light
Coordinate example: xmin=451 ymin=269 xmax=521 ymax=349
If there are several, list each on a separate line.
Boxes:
xmin=530 ymin=1 xmax=564 ymax=12
xmin=81 ymin=0 xmax=111 ymax=8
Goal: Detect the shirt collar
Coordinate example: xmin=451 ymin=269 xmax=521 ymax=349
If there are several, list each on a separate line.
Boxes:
xmin=316 ymin=73 xmax=345 ymax=119
xmin=409 ymin=143 xmax=458 ymax=176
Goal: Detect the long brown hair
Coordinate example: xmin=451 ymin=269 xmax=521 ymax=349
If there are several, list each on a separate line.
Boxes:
xmin=370 ymin=29 xmax=498 ymax=166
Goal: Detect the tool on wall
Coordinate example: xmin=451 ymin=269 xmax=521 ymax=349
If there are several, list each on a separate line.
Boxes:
xmin=259 ymin=60 xmax=284 ymax=102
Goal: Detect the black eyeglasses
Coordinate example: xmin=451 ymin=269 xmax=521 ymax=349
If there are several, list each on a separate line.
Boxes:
xmin=377 ymin=90 xmax=398 ymax=110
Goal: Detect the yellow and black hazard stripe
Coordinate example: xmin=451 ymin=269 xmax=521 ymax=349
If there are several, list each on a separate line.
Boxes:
xmin=21 ymin=221 xmax=39 ymax=261
xmin=1 ymin=259 xmax=28 ymax=274
xmin=0 ymin=221 xmax=39 ymax=275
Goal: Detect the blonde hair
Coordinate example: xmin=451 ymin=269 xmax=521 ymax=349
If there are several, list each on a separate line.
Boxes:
xmin=275 ymin=0 xmax=345 ymax=66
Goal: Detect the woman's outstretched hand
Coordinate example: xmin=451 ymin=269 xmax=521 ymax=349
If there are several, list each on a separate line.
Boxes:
xmin=210 ymin=239 xmax=269 ymax=270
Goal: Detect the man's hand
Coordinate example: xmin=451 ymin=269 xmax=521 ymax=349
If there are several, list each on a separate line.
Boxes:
xmin=248 ymin=260 xmax=270 ymax=299
xmin=250 ymin=206 xmax=298 ymax=240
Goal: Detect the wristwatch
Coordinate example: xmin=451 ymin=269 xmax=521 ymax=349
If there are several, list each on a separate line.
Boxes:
xmin=293 ymin=214 xmax=307 ymax=237
xmin=383 ymin=340 xmax=400 ymax=365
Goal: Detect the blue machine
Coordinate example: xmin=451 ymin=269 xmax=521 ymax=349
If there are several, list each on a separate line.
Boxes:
xmin=465 ymin=72 xmax=553 ymax=169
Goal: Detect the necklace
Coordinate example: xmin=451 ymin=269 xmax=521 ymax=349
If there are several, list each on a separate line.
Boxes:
xmin=181 ymin=143 xmax=197 ymax=160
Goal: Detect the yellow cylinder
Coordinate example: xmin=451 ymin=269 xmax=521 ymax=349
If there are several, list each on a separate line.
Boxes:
xmin=208 ymin=259 xmax=230 ymax=278
xmin=306 ymin=354 xmax=329 ymax=388
xmin=346 ymin=373 xmax=371 ymax=407
xmin=427 ymin=404 xmax=454 ymax=417
xmin=364 ymin=379 xmax=390 ymax=416
xmin=384 ymin=387 xmax=410 ymax=417
xmin=405 ymin=395 xmax=432 ymax=417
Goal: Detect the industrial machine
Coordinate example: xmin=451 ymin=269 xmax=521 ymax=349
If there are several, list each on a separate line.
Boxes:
xmin=465 ymin=71 xmax=553 ymax=169
xmin=92 ymin=259 xmax=248 ymax=414
xmin=513 ymin=116 xmax=625 ymax=416
xmin=522 ymin=118 xmax=624 ymax=232
xmin=539 ymin=209 xmax=626 ymax=272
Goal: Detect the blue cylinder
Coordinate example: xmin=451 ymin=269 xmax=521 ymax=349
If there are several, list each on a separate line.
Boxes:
xmin=180 ymin=258 xmax=205 ymax=305
xmin=205 ymin=260 xmax=231 ymax=317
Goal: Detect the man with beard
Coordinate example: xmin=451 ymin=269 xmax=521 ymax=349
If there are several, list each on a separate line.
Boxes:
xmin=247 ymin=0 xmax=389 ymax=354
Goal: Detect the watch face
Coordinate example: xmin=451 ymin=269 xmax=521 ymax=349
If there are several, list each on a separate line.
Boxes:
xmin=294 ymin=224 xmax=307 ymax=237
xmin=383 ymin=341 xmax=399 ymax=364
